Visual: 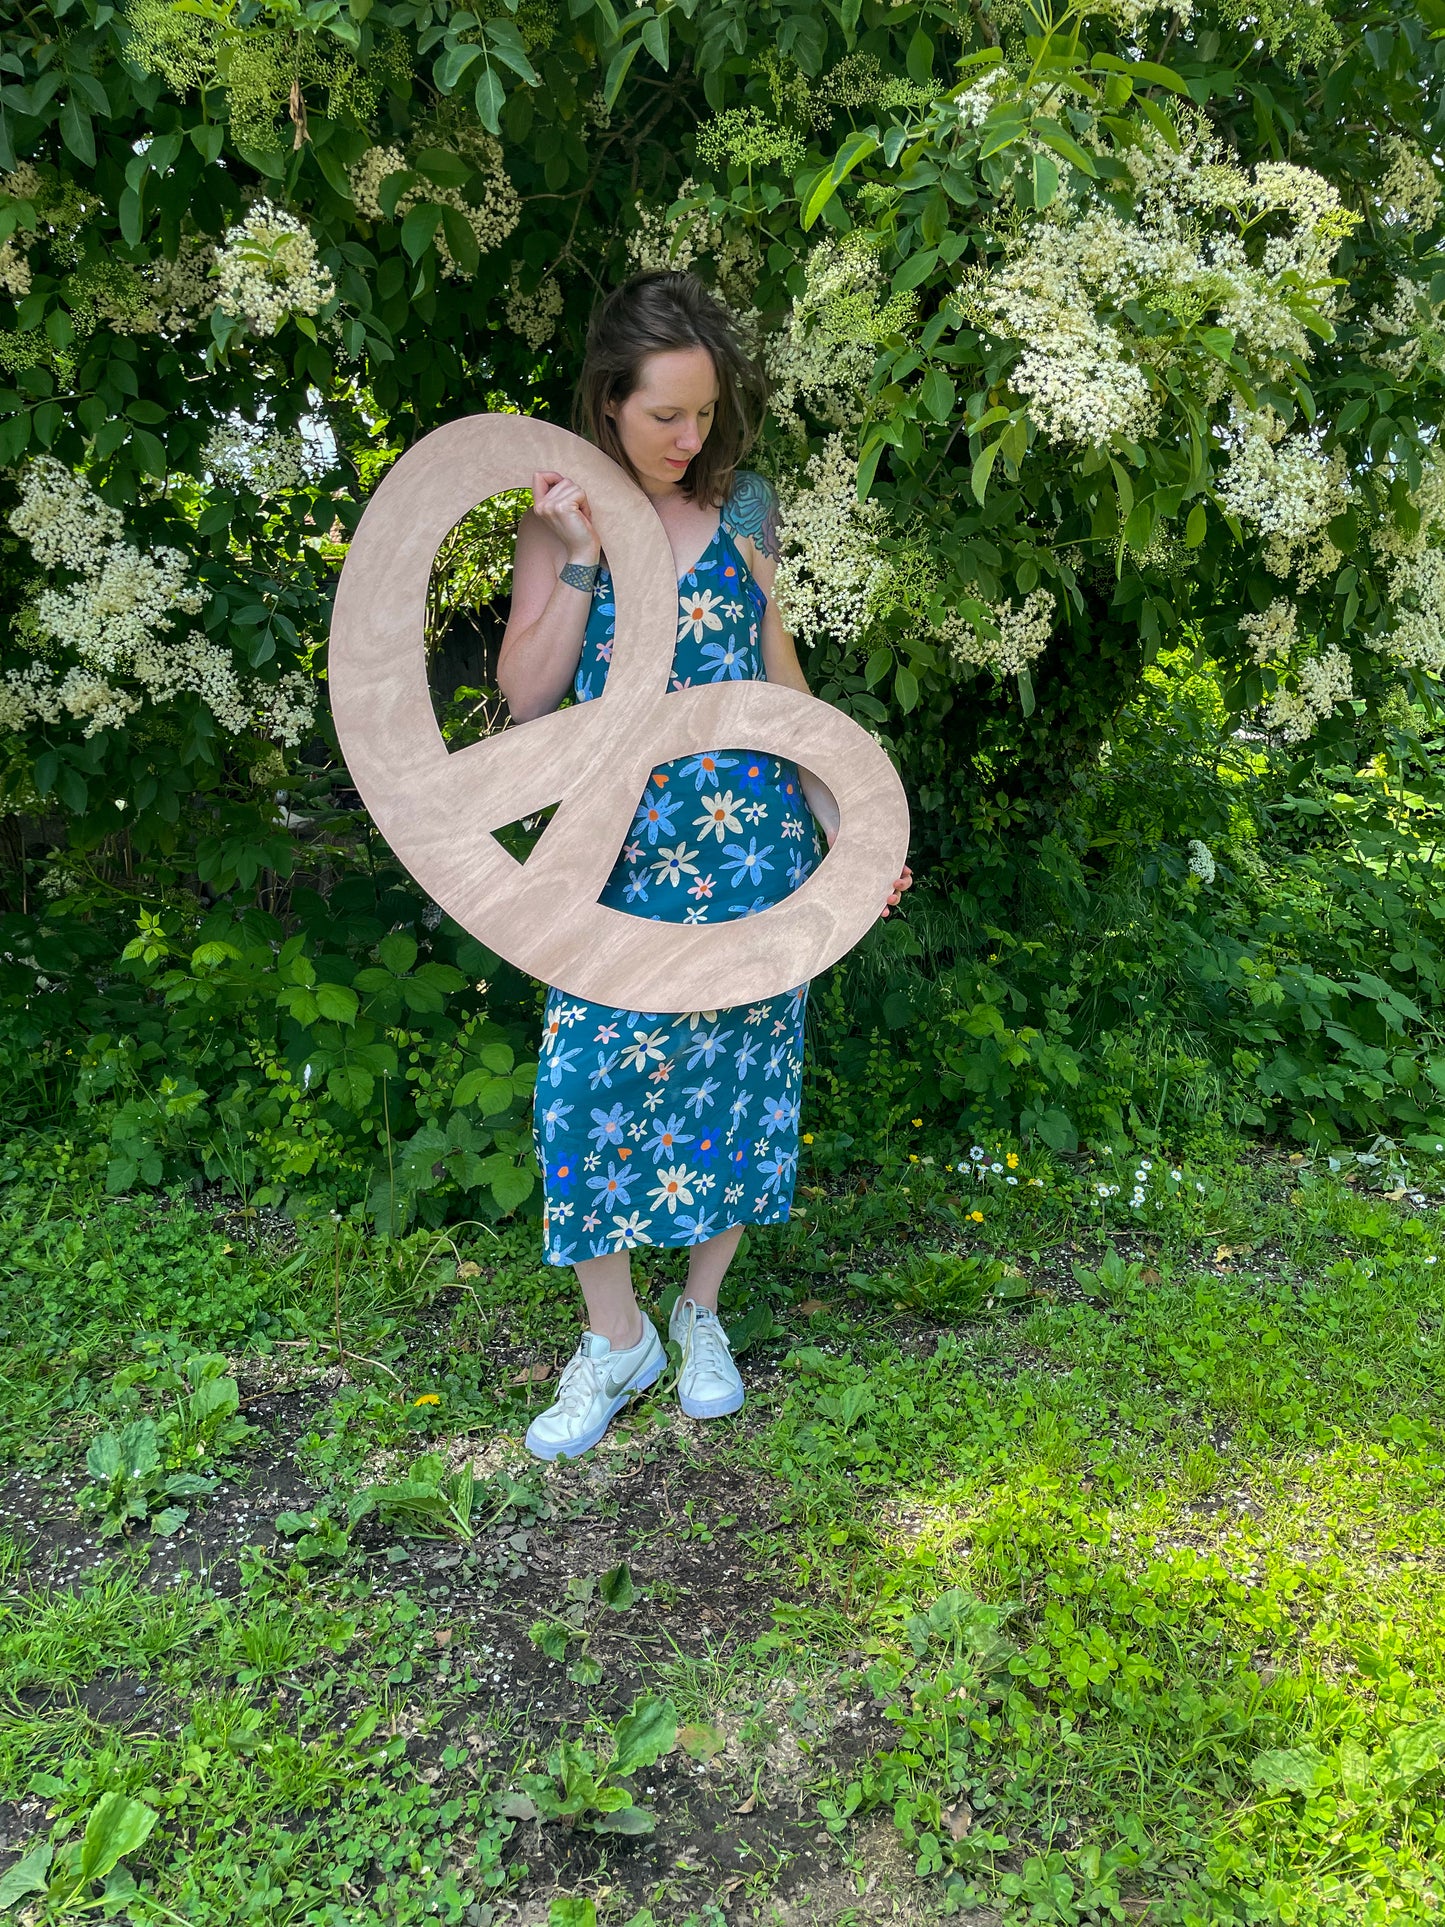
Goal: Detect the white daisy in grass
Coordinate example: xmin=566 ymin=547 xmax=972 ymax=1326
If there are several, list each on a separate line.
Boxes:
xmin=678 ymin=586 xmax=726 ymax=642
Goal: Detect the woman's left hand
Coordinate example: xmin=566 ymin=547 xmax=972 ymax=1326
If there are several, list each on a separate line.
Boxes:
xmin=881 ymin=863 xmax=912 ymax=919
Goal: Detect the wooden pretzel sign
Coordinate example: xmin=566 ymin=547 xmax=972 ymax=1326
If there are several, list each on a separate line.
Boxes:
xmin=329 ymin=414 xmax=911 ymax=1014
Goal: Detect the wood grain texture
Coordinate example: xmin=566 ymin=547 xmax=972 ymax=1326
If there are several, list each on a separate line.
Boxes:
xmin=329 ymin=413 xmax=911 ymax=1013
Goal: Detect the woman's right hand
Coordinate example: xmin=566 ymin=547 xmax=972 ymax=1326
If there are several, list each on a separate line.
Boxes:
xmin=532 ymin=470 xmax=600 ymax=563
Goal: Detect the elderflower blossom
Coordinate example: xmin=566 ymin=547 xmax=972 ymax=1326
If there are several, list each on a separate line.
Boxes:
xmin=1371 ymin=449 xmax=1445 ymax=678
xmin=626 ymin=177 xmax=721 ymax=273
xmin=0 ymin=233 xmax=30 ymax=298
xmin=1215 ymin=409 xmax=1347 ymax=562
xmin=201 ymin=421 xmax=320 ymax=495
xmin=214 ymin=199 xmax=336 ymax=335
xmin=939 ymin=588 xmax=1055 ymax=677
xmin=4 ymin=457 xmax=316 ymax=745
xmin=348 ymin=138 xmax=519 ymax=278
xmin=963 ymin=116 xmax=1349 ymax=455
xmin=772 ymin=435 xmax=889 ymax=650
xmin=1376 ymin=136 xmax=1442 ymax=231
xmin=1239 ymin=597 xmax=1299 ymax=665
xmin=761 ymin=236 xmax=913 ymax=437
xmin=1187 ymin=839 xmax=1216 ymax=884
xmin=1267 ymin=645 xmax=1353 ymax=744
xmin=504 ymin=275 xmax=564 ymax=350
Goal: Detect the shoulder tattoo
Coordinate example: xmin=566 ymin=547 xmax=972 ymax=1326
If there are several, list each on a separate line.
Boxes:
xmin=724 ymin=469 xmax=782 ymax=561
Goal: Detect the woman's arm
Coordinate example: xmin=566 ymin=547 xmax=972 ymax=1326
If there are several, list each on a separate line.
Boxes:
xmin=496 ymin=471 xmax=603 ymax=724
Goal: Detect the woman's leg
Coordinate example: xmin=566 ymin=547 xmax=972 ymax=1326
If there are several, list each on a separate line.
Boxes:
xmin=574 ymin=1251 xmax=645 ymax=1348
xmin=678 ymin=1223 xmax=745 ymax=1314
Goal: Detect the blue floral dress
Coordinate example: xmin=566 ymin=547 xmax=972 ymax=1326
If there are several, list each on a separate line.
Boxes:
xmin=533 ymin=472 xmax=823 ymax=1268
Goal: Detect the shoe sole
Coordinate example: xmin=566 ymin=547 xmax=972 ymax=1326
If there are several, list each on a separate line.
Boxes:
xmin=523 ymin=1351 xmax=665 ymax=1462
xmin=678 ymin=1386 xmax=745 ymax=1420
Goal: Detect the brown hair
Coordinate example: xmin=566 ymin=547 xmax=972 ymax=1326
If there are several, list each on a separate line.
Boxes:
xmin=572 ymin=270 xmax=769 ymax=511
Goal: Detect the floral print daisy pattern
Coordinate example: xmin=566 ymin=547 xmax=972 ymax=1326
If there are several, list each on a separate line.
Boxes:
xmin=533 ymin=472 xmax=822 ymax=1267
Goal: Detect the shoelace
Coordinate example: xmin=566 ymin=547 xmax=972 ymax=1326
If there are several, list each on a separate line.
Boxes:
xmin=551 ymin=1349 xmax=604 ymax=1418
xmin=680 ymin=1306 xmax=733 ymax=1379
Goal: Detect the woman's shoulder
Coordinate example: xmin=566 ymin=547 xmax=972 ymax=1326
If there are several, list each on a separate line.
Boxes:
xmin=720 ymin=468 xmax=781 ymax=561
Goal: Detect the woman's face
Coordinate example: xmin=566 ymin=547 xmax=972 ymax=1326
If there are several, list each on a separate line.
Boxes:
xmin=605 ymin=346 xmax=720 ymax=493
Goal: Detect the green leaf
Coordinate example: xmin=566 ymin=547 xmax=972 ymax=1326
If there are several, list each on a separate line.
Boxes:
xmin=599 ymin=1561 xmax=636 ymax=1611
xmin=1034 ymin=122 xmax=1098 ymax=177
xmin=678 ymin=1721 xmax=726 ymax=1761
xmin=594 ymin=1804 xmax=654 ymax=1834
xmin=608 ymin=1693 xmax=678 ymax=1777
xmin=435 ymin=41 xmax=483 ymax=92
xmin=400 ymin=201 xmax=444 ymax=262
xmin=803 ymin=129 xmax=878 ymax=229
xmin=379 ymin=931 xmax=419 ymax=975
xmin=892 ymin=247 xmax=938 ymax=293
xmin=0 ymin=1842 xmax=53 ymax=1907
xmin=1029 ymin=150 xmax=1059 ymax=209
xmin=1250 ymin=1747 xmax=1334 ymax=1796
xmin=602 ymin=36 xmax=644 ymax=112
xmin=1017 ymin=667 xmax=1035 ymax=717
xmin=641 ymin=11 xmax=669 ymax=68
xmin=453 ymin=1070 xmax=514 ymax=1114
xmin=314 ymin=983 xmax=360 ymax=1024
xmin=474 ymin=66 xmax=506 ymax=134
xmin=971 ymin=438 xmax=1002 ymax=506
xmin=1185 ymin=503 xmax=1207 ymax=547
xmin=920 ymin=367 xmax=955 ymax=422
xmin=489 ymin=1161 xmax=534 ymax=1214
xmin=905 ymin=28 xmax=934 ymax=84
xmin=440 ymin=205 xmax=481 ymax=276
xmin=977 ymin=105 xmax=1027 ymax=160
xmin=895 ymin=664 xmax=919 ymax=713
xmin=76 ymin=1793 xmax=159 ymax=1886
xmin=59 ymin=100 xmax=95 ymax=168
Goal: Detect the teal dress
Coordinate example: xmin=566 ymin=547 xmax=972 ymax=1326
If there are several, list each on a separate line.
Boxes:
xmin=533 ymin=470 xmax=822 ymax=1268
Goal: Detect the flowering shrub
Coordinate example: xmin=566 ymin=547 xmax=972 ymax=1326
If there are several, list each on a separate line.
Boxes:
xmin=2 ymin=0 xmax=1445 ymax=1185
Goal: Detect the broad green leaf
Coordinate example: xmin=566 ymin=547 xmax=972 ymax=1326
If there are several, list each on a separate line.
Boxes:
xmin=474 ymin=66 xmax=506 ymax=134
xmin=1249 ymin=1747 xmax=1334 ymax=1796
xmin=608 ymin=1694 xmax=678 ymax=1777
xmin=595 ymin=1804 xmax=654 ymax=1834
xmin=314 ymin=983 xmax=359 ymax=1024
xmin=1185 ymin=503 xmax=1208 ymax=547
xmin=378 ymin=931 xmax=419 ymax=975
xmin=972 ymin=438 xmax=1002 ymax=506
xmin=599 ymin=1561 xmax=636 ymax=1611
xmin=1030 ymin=150 xmax=1059 ymax=209
xmin=400 ymin=201 xmax=444 ymax=262
xmin=0 ymin=1841 xmax=53 ymax=1907
xmin=76 ymin=1793 xmax=159 ymax=1885
xmin=920 ymin=367 xmax=955 ymax=422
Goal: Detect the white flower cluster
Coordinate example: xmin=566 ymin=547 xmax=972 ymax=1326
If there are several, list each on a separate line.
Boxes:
xmin=1239 ymin=597 xmax=1299 ymax=665
xmin=201 ymin=420 xmax=322 ymax=495
xmin=1377 ymin=137 xmax=1442 ymax=232
xmin=626 ymin=177 xmax=721 ymax=274
xmin=1187 ymin=839 xmax=1216 ymax=884
xmin=771 ymin=435 xmax=890 ymax=650
xmin=214 ymin=199 xmax=336 ymax=335
xmin=1379 ymin=547 xmax=1445 ymax=676
xmin=2 ymin=457 xmax=316 ymax=746
xmin=964 ymin=116 xmax=1351 ymax=455
xmin=759 ymin=235 xmax=915 ymax=438
xmin=0 ymin=233 xmax=30 ymax=298
xmin=348 ymin=139 xmax=520 ymax=279
xmin=1266 ymin=645 xmax=1353 ymax=745
xmin=1215 ymin=409 xmax=1347 ymax=574
xmin=504 ymin=274 xmax=563 ymax=350
xmin=940 ymin=588 xmax=1055 ymax=677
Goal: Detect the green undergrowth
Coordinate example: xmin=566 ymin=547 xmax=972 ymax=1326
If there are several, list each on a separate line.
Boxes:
xmin=1 ymin=1129 xmax=1443 ymax=1923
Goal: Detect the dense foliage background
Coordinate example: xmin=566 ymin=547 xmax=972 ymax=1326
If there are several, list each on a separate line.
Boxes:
xmin=3 ymin=0 xmax=1445 ymax=1225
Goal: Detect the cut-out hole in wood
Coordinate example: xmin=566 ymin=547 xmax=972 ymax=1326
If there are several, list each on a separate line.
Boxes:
xmin=329 ymin=413 xmax=911 ymax=1014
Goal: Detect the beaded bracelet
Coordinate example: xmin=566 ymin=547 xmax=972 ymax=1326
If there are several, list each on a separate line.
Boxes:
xmin=560 ymin=560 xmax=600 ymax=593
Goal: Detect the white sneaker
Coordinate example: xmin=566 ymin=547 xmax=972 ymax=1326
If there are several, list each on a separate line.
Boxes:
xmin=668 ymin=1296 xmax=745 ymax=1420
xmin=524 ymin=1320 xmax=665 ymax=1462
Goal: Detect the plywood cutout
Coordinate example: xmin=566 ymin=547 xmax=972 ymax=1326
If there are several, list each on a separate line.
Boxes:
xmin=329 ymin=413 xmax=911 ymax=1013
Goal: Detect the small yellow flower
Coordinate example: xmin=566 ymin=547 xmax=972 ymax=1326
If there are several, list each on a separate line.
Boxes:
xmin=968 ymin=1210 xmax=984 ymax=1223
xmin=908 ymin=1153 xmax=919 ymax=1163
xmin=911 ymin=1117 xmax=922 ymax=1127
xmin=412 ymin=1393 xmax=441 ymax=1407
xmin=802 ymin=1133 xmax=814 ymax=1144
xmin=1006 ymin=1152 xmax=1019 ymax=1169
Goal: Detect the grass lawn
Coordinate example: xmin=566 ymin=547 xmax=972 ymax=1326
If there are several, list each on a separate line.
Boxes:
xmin=1 ymin=1131 xmax=1443 ymax=1926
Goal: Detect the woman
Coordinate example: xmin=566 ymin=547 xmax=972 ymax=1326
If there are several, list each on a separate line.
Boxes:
xmin=498 ymin=269 xmax=909 ymax=1462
